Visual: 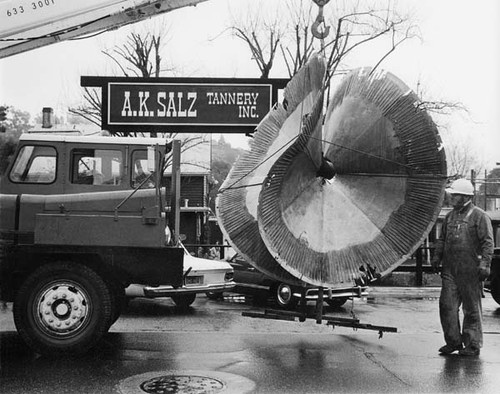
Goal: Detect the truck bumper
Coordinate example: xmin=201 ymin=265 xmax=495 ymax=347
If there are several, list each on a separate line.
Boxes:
xmin=129 ymin=282 xmax=236 ymax=298
xmin=292 ymin=286 xmax=369 ymax=300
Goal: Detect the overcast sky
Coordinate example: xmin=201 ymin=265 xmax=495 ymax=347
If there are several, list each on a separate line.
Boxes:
xmin=0 ymin=0 xmax=499 ymax=167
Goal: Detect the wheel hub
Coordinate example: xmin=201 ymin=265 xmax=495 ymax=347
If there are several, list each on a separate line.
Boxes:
xmin=278 ymin=284 xmax=292 ymax=304
xmin=38 ymin=284 xmax=88 ymax=334
xmin=53 ymin=299 xmax=71 ymax=318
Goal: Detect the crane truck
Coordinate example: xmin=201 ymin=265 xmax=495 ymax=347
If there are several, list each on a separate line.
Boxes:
xmin=0 ymin=128 xmax=190 ymax=355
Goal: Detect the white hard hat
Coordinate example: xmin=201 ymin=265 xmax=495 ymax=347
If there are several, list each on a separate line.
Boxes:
xmin=446 ymin=178 xmax=474 ymax=196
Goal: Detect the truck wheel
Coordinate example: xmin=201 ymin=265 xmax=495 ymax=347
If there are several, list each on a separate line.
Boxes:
xmin=490 ymin=277 xmax=500 ymax=305
xmin=274 ymin=283 xmax=298 ymax=309
xmin=13 ymin=262 xmax=113 ymax=355
xmin=172 ymin=293 xmax=196 ymax=308
xmin=326 ymin=297 xmax=348 ymax=308
xmin=109 ymin=281 xmax=126 ymax=327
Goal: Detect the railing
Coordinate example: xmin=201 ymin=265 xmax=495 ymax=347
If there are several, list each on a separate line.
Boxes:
xmin=393 ymin=246 xmax=435 ymax=286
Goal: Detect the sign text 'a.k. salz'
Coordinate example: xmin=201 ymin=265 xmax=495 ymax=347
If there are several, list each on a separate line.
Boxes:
xmin=107 ymin=82 xmax=273 ymax=128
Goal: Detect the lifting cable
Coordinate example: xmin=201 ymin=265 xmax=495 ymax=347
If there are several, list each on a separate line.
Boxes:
xmin=219 ymin=0 xmax=333 ymax=195
xmin=219 ymin=0 xmax=332 ymax=193
xmin=310 ymin=135 xmax=447 ymax=179
xmin=217 ymin=134 xmax=300 ymax=194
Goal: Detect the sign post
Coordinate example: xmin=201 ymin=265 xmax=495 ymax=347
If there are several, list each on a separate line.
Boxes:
xmin=170 ymin=140 xmax=181 ymax=245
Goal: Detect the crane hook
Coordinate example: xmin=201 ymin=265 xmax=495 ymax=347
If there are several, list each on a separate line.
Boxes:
xmin=312 ymin=0 xmax=330 ymax=6
xmin=311 ymin=0 xmax=331 ymax=40
xmin=312 ymin=14 xmax=330 ymax=39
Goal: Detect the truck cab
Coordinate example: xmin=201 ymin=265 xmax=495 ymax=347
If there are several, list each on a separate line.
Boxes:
xmin=0 ymin=132 xmax=186 ymax=354
xmin=2 ymin=133 xmax=161 ymax=195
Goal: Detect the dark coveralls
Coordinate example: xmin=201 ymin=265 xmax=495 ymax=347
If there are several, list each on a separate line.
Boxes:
xmin=434 ymin=203 xmax=494 ymax=349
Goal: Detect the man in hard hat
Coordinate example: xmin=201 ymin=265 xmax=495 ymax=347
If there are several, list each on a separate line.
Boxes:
xmin=432 ymin=178 xmax=494 ymax=356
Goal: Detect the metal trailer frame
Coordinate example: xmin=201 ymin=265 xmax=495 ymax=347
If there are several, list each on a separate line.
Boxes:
xmin=243 ymin=287 xmax=398 ymax=338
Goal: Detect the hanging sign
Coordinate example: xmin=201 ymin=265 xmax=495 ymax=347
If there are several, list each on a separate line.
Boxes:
xmin=81 ymin=76 xmax=288 ymax=134
xmin=109 ymin=82 xmax=271 ymax=126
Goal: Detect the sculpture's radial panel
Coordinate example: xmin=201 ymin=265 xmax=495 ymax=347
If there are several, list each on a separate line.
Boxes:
xmin=257 ymin=68 xmax=447 ymax=287
xmin=216 ymin=55 xmax=327 ymax=284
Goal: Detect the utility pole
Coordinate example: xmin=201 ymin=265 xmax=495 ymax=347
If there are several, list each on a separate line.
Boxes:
xmin=485 ymin=169 xmax=488 ymax=211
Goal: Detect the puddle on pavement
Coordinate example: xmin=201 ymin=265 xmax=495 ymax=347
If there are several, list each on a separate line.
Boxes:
xmin=223 ymin=295 xmax=247 ymax=303
xmin=367 ymin=296 xmax=439 ymax=304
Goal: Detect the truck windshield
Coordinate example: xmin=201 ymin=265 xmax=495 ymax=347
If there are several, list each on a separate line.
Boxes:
xmin=9 ymin=145 xmax=57 ymax=184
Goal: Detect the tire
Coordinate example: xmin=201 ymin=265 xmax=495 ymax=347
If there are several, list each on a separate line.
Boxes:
xmin=326 ymin=297 xmax=348 ymax=308
xmin=172 ymin=293 xmax=196 ymax=308
xmin=109 ymin=282 xmax=126 ymax=327
xmin=274 ymin=283 xmax=298 ymax=309
xmin=13 ymin=262 xmax=113 ymax=355
xmin=490 ymin=277 xmax=500 ymax=305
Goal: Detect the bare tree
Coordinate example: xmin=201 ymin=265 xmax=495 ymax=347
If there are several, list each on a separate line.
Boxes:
xmin=280 ymin=0 xmax=315 ymax=77
xmin=68 ymin=19 xmax=206 ymax=161
xmin=101 ymin=31 xmax=167 ymax=78
xmin=228 ymin=1 xmax=486 ymax=180
xmin=415 ymin=80 xmax=469 ymax=117
xmin=69 ymin=87 xmax=102 ymax=127
xmin=69 ymin=25 xmax=170 ymax=130
xmin=445 ymin=137 xmax=480 ymax=178
xmin=414 ymin=79 xmax=484 ymax=178
xmin=227 ymin=0 xmax=419 ymax=85
xmin=227 ymin=3 xmax=285 ymax=79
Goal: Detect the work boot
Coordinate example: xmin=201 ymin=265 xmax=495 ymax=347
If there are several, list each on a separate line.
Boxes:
xmin=459 ymin=346 xmax=480 ymax=356
xmin=438 ymin=344 xmax=463 ymax=354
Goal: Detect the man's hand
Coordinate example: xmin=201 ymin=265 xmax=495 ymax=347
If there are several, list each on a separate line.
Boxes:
xmin=431 ymin=257 xmax=440 ymax=274
xmin=478 ymin=260 xmax=490 ymax=281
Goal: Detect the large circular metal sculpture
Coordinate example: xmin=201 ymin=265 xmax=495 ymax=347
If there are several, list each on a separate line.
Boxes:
xmin=217 ymin=57 xmax=447 ymax=288
xmin=216 ymin=55 xmax=326 ymax=286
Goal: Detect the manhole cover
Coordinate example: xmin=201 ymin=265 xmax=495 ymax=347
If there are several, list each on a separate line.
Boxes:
xmin=118 ymin=370 xmax=255 ymax=394
xmin=141 ymin=375 xmax=224 ymax=393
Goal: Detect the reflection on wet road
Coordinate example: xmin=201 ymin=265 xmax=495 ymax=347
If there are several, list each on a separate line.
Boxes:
xmin=2 ymin=290 xmax=500 ymax=393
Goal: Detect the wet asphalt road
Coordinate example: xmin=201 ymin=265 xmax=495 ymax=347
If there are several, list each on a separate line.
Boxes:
xmin=2 ymin=288 xmax=500 ymax=393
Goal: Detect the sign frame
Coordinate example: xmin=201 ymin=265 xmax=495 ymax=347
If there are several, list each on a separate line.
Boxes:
xmin=81 ymin=76 xmax=289 ymax=134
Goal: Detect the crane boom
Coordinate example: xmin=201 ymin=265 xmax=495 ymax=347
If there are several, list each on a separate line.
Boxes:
xmin=0 ymin=0 xmax=207 ymax=59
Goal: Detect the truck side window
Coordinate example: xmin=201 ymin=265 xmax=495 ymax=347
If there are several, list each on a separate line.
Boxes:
xmin=9 ymin=145 xmax=57 ymax=183
xmin=132 ymin=150 xmax=155 ymax=188
xmin=71 ymin=149 xmax=123 ymax=186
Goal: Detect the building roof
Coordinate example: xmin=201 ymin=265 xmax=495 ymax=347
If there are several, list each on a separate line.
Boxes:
xmin=21 ymin=132 xmax=172 ymax=146
xmin=22 ymin=130 xmax=211 ymax=175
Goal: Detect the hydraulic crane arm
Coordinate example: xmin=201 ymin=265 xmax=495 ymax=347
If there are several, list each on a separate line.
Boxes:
xmin=0 ymin=0 xmax=207 ymax=59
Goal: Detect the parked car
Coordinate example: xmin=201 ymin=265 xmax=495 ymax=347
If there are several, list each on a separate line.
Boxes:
xmin=226 ymin=254 xmax=370 ymax=309
xmin=125 ymin=244 xmax=235 ymax=308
